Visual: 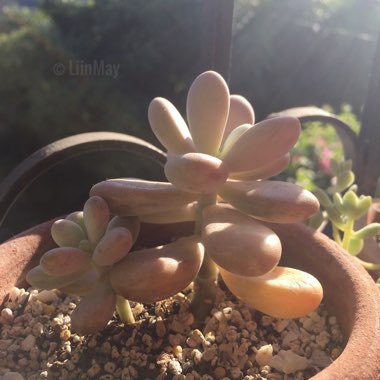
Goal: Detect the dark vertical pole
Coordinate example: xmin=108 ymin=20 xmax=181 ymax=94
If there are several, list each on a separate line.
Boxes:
xmin=199 ymin=0 xmax=234 ymax=83
xmin=357 ymin=32 xmax=380 ymax=195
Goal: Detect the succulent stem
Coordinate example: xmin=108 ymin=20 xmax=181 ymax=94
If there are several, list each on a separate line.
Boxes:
xmin=190 ymin=193 xmax=218 ymax=325
xmin=342 ymin=218 xmax=354 ymax=251
xmin=116 ymin=295 xmax=135 ymax=324
xmin=332 ymin=225 xmax=342 ymax=246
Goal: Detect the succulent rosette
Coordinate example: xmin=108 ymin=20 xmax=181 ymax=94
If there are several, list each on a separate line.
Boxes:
xmin=91 ymin=71 xmax=323 ymax=319
xmin=27 ymin=196 xmax=204 ymax=334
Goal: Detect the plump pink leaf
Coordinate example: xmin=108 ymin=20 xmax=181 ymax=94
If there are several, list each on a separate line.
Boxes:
xmin=90 ymin=179 xmax=198 ymax=216
xmin=220 ymin=266 xmax=323 ymax=318
xmin=93 ymin=227 xmax=133 ymax=267
xmin=51 ymin=219 xmax=86 ymax=248
xmin=83 ymin=196 xmax=110 ymax=248
xmin=165 ymin=152 xmax=229 ymax=194
xmin=70 ymin=279 xmax=116 ymax=335
xmin=222 ymin=95 xmax=255 ymax=144
xmin=110 ymin=236 xmax=204 ymax=303
xmin=186 ymin=71 xmax=229 ymax=155
xmin=148 ymin=97 xmax=195 ymax=154
xmin=230 ymin=154 xmax=290 ymax=181
xmin=107 ymin=215 xmax=140 ymax=244
xmin=26 ymin=265 xmax=87 ymax=290
xmin=202 ymin=205 xmax=281 ymax=276
xmin=222 ymin=117 xmax=300 ymax=173
xmin=40 ymin=247 xmax=91 ymax=277
xmin=219 ymin=180 xmax=320 ymax=223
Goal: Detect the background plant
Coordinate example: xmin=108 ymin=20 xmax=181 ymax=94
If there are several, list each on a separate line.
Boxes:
xmin=309 ymin=159 xmax=380 ymax=286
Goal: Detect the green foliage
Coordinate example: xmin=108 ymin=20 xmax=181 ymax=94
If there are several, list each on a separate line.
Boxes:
xmin=309 ymin=159 xmax=380 ymax=279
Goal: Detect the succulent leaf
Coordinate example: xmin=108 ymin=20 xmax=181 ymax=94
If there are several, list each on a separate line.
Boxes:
xmin=219 ymin=124 xmax=251 ymax=158
xmin=165 ymin=152 xmax=229 ymax=194
xmin=186 ymin=71 xmax=229 ymax=155
xmin=40 ymin=247 xmax=91 ymax=277
xmin=70 ymin=279 xmax=116 ymax=335
xmin=219 ymin=180 xmax=320 ymax=223
xmin=222 ymin=94 xmax=255 ymax=144
xmin=65 ymin=211 xmax=86 ymax=231
xmin=140 ymin=202 xmax=197 ymax=223
xmin=51 ymin=219 xmax=86 ymax=248
xmin=202 ymin=205 xmax=281 ymax=276
xmin=313 ymin=188 xmax=333 ymax=208
xmin=90 ymin=179 xmax=197 ymax=216
xmin=78 ymin=239 xmax=91 ymax=252
xmin=222 ymin=117 xmax=301 ymax=173
xmin=83 ymin=196 xmax=110 ymax=248
xmin=93 ymin=227 xmax=133 ymax=267
xmin=107 ymin=216 xmax=140 ymax=244
xmin=347 ymin=238 xmax=364 ymax=256
xmin=220 ymin=266 xmax=323 ymax=318
xmin=26 ymin=265 xmax=85 ymax=290
xmin=229 ymin=154 xmax=290 ymax=181
xmin=110 ymin=236 xmax=204 ymax=303
xmin=353 ymin=223 xmax=380 ymax=240
xmin=58 ymin=270 xmax=99 ymax=296
xmin=330 ymin=170 xmax=355 ymax=193
xmin=148 ymin=97 xmax=195 ymax=154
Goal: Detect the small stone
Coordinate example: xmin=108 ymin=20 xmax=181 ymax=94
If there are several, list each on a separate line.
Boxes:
xmin=60 ymin=329 xmax=71 ymax=341
xmin=255 ymin=344 xmax=273 ymax=366
xmin=261 ymin=315 xmax=272 ymax=327
xmin=156 ymin=319 xmax=166 ymax=337
xmin=168 ymin=360 xmax=182 ymax=375
xmin=316 ymin=331 xmax=330 ymax=349
xmin=246 ymin=320 xmax=257 ymax=332
xmin=214 ymin=366 xmax=226 ymax=379
xmin=229 ymin=366 xmax=241 ymax=379
xmin=202 ymin=347 xmax=218 ymax=362
xmin=225 ymin=327 xmax=239 ymax=342
xmin=173 ymin=345 xmax=183 ymax=356
xmin=1 ymin=308 xmax=13 ymax=322
xmin=269 ymin=350 xmax=308 ymax=374
xmin=20 ymin=334 xmax=36 ymax=351
xmin=274 ymin=319 xmax=289 ymax=332
xmin=310 ymin=348 xmax=332 ymax=368
xmin=330 ymin=347 xmax=342 ymax=360
xmin=104 ymin=362 xmax=116 ymax=373
xmin=2 ymin=372 xmax=24 ymax=380
xmin=36 ymin=290 xmax=58 ymax=304
xmin=192 ymin=349 xmax=202 ymax=364
xmin=8 ymin=287 xmax=21 ymax=302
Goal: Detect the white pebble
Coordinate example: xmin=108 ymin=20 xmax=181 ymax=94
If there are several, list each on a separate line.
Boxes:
xmin=269 ymin=350 xmax=308 ymax=374
xmin=255 ymin=344 xmax=273 ymax=366
xmin=168 ymin=360 xmax=182 ymax=375
xmin=20 ymin=334 xmax=36 ymax=351
xmin=1 ymin=308 xmax=13 ymax=322
xmin=8 ymin=287 xmax=21 ymax=302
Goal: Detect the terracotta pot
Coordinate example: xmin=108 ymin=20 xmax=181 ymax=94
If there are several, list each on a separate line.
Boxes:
xmin=1 ymin=221 xmax=380 ymax=379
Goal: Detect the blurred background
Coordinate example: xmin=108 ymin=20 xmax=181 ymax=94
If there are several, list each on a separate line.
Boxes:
xmin=0 ymin=0 xmax=379 ymax=239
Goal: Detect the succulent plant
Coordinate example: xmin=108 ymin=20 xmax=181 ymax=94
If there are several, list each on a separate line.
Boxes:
xmin=27 ymin=196 xmax=204 ymax=334
xmin=310 ymin=159 xmax=380 ymax=284
xmin=91 ymin=71 xmax=323 ymax=324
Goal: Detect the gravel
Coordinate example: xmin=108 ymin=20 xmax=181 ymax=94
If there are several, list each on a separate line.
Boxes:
xmin=0 ymin=283 xmax=343 ymax=379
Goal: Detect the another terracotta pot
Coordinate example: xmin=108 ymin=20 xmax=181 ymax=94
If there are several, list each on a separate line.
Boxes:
xmin=1 ymin=221 xmax=380 ymax=379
